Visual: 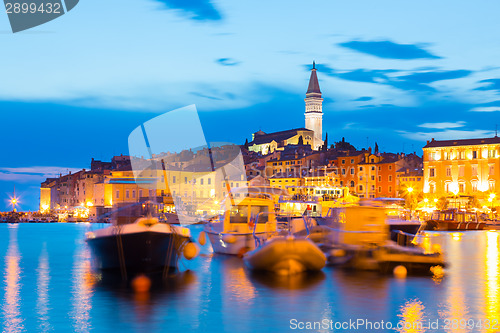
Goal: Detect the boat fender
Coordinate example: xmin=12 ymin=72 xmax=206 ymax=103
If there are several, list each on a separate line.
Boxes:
xmin=183 ymin=242 xmax=199 ymax=260
xmin=198 ymin=231 xmax=207 ymax=246
xmin=222 ymin=234 xmax=237 ymax=244
xmin=237 ymin=246 xmax=250 ymax=258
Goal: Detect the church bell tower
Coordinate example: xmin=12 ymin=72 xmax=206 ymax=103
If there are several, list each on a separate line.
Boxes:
xmin=305 ymin=61 xmax=323 ymax=150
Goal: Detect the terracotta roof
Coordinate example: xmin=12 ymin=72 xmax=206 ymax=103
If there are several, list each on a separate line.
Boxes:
xmin=424 ymin=136 xmax=500 ymax=148
xmin=249 ymin=128 xmax=312 ymax=145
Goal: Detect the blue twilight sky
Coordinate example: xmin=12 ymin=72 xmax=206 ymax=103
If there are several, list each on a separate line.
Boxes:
xmin=2 ymin=0 xmax=500 ymax=210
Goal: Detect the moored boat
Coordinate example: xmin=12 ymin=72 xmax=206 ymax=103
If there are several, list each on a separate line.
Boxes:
xmin=424 ymin=209 xmax=485 ymax=231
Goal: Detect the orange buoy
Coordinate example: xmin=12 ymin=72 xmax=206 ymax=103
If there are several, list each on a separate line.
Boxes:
xmin=131 ymin=274 xmax=151 ymax=293
xmin=198 ymin=231 xmax=207 ymax=246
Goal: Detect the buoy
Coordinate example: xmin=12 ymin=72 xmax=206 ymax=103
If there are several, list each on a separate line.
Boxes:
xmin=198 ymin=231 xmax=206 ymax=246
xmin=330 ymin=249 xmax=346 ymax=257
xmin=222 ymin=234 xmax=237 ymax=244
xmin=131 ymin=274 xmax=151 ymax=293
xmin=393 ymin=265 xmax=407 ymax=279
xmin=183 ymin=242 xmax=199 ymax=260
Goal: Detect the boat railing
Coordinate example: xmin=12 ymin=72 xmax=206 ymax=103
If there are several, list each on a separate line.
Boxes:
xmin=251 ymin=211 xmax=278 ymax=248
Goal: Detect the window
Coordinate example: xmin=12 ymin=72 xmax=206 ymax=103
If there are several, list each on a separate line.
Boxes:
xmin=116 ymin=190 xmax=120 ymax=199
xmin=389 ymin=165 xmax=392 ymax=170
xmin=446 ymin=167 xmax=451 ymax=177
xmin=489 ymin=149 xmax=497 ymax=158
xmin=359 ymin=176 xmax=363 ymax=181
xmin=340 ymin=181 xmax=343 ymax=186
xmin=200 ymin=178 xmax=204 ymax=185
xmin=126 ymin=190 xmax=129 ymax=199
xmin=342 ymin=168 xmax=346 ymax=175
xmin=445 ymin=182 xmax=450 ymax=193
xmin=172 ymin=176 xmax=176 ymax=183
xmin=389 ymin=186 xmax=392 ymax=192
xmin=473 ymin=151 xmax=478 ymax=159
xmin=472 ymin=165 xmax=478 ymax=176
xmin=472 ymin=181 xmax=478 ymax=192
xmin=359 ymin=167 xmax=363 ymax=171
xmin=371 ymin=175 xmax=375 ymax=181
xmin=490 ymin=165 xmax=495 ymax=176
xmin=350 ymin=168 xmax=354 ymax=175
xmin=429 ymin=183 xmax=436 ymax=193
xmin=378 ymin=186 xmax=382 ymax=193
xmin=371 ymin=185 xmax=375 ymax=191
xmin=489 ymin=181 xmax=495 ymax=191
xmin=350 ymin=159 xmax=354 ymax=164
xmin=458 ymin=151 xmax=465 ymax=160
xmin=139 ymin=189 xmax=143 ymax=197
xmin=184 ymin=177 xmax=188 ymax=184
xmin=371 ymin=166 xmax=375 ymax=171
xmin=342 ymin=159 xmax=345 ymax=164
xmin=459 ymin=165 xmax=464 ymax=177
xmin=444 ymin=151 xmax=449 ymax=160
xmin=429 ymin=168 xmax=435 ymax=177
xmin=378 ymin=176 xmax=381 ymax=182
xmin=359 ymin=185 xmax=363 ymax=191
xmin=350 ymin=181 xmax=355 ymax=187
xmin=378 ymin=166 xmax=381 ymax=171
xmin=459 ymin=182 xmax=465 ymax=193
xmin=389 ymin=175 xmax=392 ymax=182
xmin=132 ymin=190 xmax=136 ymax=198
xmin=371 ymin=158 xmax=375 ymax=163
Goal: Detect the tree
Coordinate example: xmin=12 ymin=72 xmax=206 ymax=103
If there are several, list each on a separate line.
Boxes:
xmin=244 ymin=138 xmax=249 ymax=150
xmin=323 ymin=132 xmax=328 ymax=151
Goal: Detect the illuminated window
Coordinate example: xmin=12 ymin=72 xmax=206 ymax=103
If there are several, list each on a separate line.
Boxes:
xmin=429 ymin=183 xmax=436 ymax=193
xmin=444 ymin=182 xmax=450 ymax=193
xmin=444 ymin=151 xmax=450 ymax=160
xmin=472 ymin=181 xmax=478 ymax=192
xmin=459 ymin=151 xmax=465 ymax=160
xmin=459 ymin=182 xmax=465 ymax=193
xmin=488 ymin=149 xmax=496 ymax=158
xmin=489 ymin=181 xmax=495 ymax=191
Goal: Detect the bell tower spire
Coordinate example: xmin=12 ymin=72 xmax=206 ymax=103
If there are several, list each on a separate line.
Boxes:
xmin=305 ymin=61 xmax=323 ymax=150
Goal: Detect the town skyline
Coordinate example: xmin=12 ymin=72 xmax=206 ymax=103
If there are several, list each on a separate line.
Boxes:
xmin=3 ymin=0 xmax=500 ymax=210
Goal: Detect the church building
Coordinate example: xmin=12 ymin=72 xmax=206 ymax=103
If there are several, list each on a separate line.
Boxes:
xmin=248 ymin=62 xmax=325 ymax=154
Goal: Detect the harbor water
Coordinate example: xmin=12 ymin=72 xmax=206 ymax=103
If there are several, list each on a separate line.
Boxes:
xmin=0 ymin=223 xmax=499 ymax=332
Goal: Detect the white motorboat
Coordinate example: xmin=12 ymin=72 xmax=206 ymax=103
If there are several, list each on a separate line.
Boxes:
xmin=205 ymin=195 xmax=278 ymax=256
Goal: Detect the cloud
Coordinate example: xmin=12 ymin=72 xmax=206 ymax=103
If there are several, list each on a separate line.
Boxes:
xmin=153 ymin=0 xmax=222 ymax=21
xmin=0 ymin=166 xmax=81 ymax=183
xmin=470 ymin=106 xmax=500 ymax=112
xmin=475 ymin=79 xmax=500 ymax=92
xmin=398 ymin=129 xmax=496 ymax=142
xmin=338 ymin=40 xmax=440 ymax=60
xmin=353 ymin=96 xmax=373 ymax=102
xmin=418 ymin=121 xmax=466 ymax=129
xmin=216 ymin=58 xmax=240 ymax=66
xmin=320 ymin=66 xmax=472 ymax=93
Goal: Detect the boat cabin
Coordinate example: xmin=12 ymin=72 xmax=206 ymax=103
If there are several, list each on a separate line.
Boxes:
xmin=222 ymin=196 xmax=277 ymax=234
xmin=430 ymin=210 xmax=478 ymax=223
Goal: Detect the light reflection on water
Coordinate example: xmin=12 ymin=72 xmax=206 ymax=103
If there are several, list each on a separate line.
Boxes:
xmin=2 ymin=224 xmax=24 ymax=333
xmin=1 ymin=224 xmax=500 ymax=332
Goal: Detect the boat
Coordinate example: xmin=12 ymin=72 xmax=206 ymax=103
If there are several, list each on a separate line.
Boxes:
xmin=423 ymin=209 xmax=485 ymax=231
xmin=317 ymin=205 xmax=445 ymax=274
xmin=205 ymin=191 xmax=279 ymax=256
xmin=243 ymin=208 xmax=326 ymax=275
xmin=86 ymin=201 xmax=193 ymax=278
xmin=244 ymin=235 xmax=326 ymax=275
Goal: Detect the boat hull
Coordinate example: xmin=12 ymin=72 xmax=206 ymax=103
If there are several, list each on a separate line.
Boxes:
xmin=86 ymin=224 xmax=190 ymax=275
xmin=424 ymin=220 xmax=485 ymax=231
xmin=206 ymin=231 xmax=267 ymax=255
xmin=244 ymin=237 xmax=326 ymax=275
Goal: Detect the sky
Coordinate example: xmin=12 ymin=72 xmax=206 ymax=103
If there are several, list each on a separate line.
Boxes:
xmin=2 ymin=0 xmax=500 ymax=210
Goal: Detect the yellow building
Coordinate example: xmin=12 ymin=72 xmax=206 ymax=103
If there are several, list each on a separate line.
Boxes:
xmin=269 ymin=173 xmax=303 ymax=193
xmin=423 ymin=137 xmax=500 ymax=203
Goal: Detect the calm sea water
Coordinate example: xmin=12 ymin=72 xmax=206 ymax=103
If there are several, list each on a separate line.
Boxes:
xmin=0 ymin=223 xmax=498 ymax=333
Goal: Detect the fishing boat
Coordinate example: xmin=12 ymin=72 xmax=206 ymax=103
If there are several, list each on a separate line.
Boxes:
xmin=424 ymin=209 xmax=485 ymax=231
xmin=205 ymin=190 xmax=279 ymax=256
xmin=86 ymin=202 xmax=193 ymax=277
